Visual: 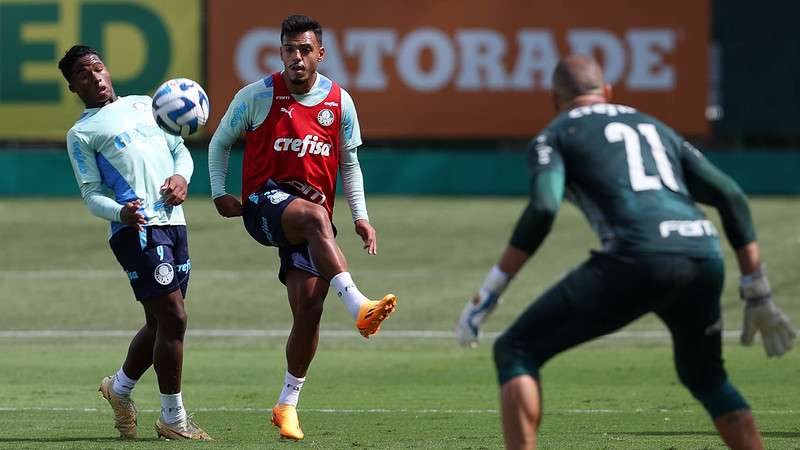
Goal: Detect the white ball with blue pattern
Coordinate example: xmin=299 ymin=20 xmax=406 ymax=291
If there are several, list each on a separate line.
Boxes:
xmin=152 ymin=78 xmax=210 ymax=137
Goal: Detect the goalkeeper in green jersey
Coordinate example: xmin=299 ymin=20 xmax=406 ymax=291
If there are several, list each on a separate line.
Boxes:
xmin=457 ymin=55 xmax=794 ymax=450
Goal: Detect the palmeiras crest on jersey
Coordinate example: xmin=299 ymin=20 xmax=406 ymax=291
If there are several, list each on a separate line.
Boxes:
xmin=317 ymin=109 xmax=334 ymax=127
xmin=154 ymin=263 xmax=174 ymax=285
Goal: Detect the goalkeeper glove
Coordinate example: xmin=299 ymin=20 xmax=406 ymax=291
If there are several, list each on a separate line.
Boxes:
xmin=740 ymin=266 xmax=796 ymax=357
xmin=456 ymin=265 xmax=510 ymax=347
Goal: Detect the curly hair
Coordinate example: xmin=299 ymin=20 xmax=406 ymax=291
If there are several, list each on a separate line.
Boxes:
xmin=58 ymin=45 xmax=101 ymax=81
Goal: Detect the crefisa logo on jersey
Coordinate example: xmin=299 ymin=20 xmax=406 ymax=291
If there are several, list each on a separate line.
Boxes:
xmin=317 ymin=109 xmax=334 ymax=127
xmin=273 ymin=134 xmax=332 ymax=157
xmin=154 ymin=263 xmax=174 ymax=285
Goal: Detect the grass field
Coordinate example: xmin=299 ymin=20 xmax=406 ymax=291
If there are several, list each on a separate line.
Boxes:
xmin=1 ymin=196 xmax=799 ymax=449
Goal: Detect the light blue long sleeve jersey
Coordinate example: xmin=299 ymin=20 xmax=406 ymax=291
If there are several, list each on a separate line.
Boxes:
xmin=209 ymin=72 xmax=368 ymax=221
xmin=66 ymin=95 xmax=194 ymax=237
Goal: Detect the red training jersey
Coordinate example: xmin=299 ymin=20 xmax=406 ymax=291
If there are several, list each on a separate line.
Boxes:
xmin=242 ymin=72 xmax=342 ymax=217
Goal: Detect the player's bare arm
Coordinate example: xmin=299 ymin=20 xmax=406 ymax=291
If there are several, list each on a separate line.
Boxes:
xmin=735 ymin=241 xmax=761 ymax=275
xmin=496 ymin=246 xmax=531 ymax=277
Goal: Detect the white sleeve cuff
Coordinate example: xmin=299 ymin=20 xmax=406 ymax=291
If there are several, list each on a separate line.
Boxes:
xmin=480 ymin=265 xmax=511 ymax=295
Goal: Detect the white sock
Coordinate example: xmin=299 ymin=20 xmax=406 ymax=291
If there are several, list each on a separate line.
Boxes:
xmin=278 ymin=371 xmax=305 ymax=407
xmin=111 ymin=368 xmax=138 ymax=397
xmin=331 ymin=272 xmax=369 ymax=319
xmin=160 ymin=392 xmax=187 ymax=424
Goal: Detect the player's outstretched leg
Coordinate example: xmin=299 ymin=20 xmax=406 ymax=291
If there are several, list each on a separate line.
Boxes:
xmin=330 ymin=272 xmax=396 ymax=338
xmin=356 ymin=294 xmax=397 ymax=338
xmin=283 ymin=200 xmax=398 ymax=338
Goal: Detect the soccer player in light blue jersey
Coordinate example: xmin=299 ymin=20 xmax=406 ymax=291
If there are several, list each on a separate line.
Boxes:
xmin=59 ymin=45 xmax=210 ymax=441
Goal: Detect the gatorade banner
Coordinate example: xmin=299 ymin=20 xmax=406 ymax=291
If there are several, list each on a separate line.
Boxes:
xmin=207 ymin=0 xmax=709 ymax=138
xmin=0 ymin=0 xmax=202 ymax=140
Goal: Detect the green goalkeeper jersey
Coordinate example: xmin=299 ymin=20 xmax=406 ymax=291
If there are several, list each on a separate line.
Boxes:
xmin=510 ymin=103 xmax=756 ymax=258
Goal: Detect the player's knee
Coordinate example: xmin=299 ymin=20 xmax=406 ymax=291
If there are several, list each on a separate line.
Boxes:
xmin=675 ymin=359 xmax=724 ymax=395
xmin=301 ymin=205 xmax=332 ymax=237
xmin=293 ymin=297 xmax=324 ymax=323
xmin=164 ymin=308 xmax=188 ymax=336
xmin=688 ymin=380 xmax=750 ymax=419
xmin=493 ymin=333 xmax=541 ymax=385
xmin=675 ymin=360 xmax=748 ymax=419
xmin=156 ymin=298 xmax=188 ymax=336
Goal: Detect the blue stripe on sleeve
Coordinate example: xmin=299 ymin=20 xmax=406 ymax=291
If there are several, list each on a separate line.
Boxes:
xmin=95 ymin=153 xmax=138 ymax=203
xmin=263 ymin=76 xmax=273 ymax=88
xmin=139 ymin=230 xmax=147 ymax=250
xmin=70 ymin=138 xmax=88 ymax=175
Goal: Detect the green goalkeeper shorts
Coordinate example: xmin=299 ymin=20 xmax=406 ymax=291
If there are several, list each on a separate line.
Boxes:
xmin=494 ymin=251 xmax=727 ymax=396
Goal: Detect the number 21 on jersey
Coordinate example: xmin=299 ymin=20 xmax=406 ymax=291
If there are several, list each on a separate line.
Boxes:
xmin=605 ymin=122 xmax=679 ymax=192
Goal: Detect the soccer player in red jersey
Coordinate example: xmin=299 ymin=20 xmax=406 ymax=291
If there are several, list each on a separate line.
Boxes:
xmin=208 ymin=15 xmax=397 ymax=441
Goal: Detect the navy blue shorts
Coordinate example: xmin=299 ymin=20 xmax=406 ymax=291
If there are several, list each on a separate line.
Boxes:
xmin=109 ymin=225 xmax=190 ymax=301
xmin=243 ymin=180 xmax=327 ymax=285
xmin=242 ymin=179 xmax=297 ymax=248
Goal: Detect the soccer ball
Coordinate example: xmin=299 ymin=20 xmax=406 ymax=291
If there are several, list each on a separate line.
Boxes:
xmin=152 ymin=78 xmax=210 ymax=137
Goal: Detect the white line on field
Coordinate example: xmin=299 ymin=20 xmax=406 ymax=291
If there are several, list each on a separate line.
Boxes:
xmin=0 ymin=269 xmax=430 ymax=279
xmin=0 ymin=406 xmax=499 ymax=414
xmin=0 ymin=406 xmax=794 ymax=415
xmin=0 ymin=329 xmax=742 ymax=340
xmin=0 ymin=269 xmax=256 ymax=280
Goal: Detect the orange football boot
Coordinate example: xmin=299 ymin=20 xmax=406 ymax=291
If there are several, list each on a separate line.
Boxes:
xmin=271 ymin=403 xmax=304 ymax=441
xmin=356 ymin=294 xmax=398 ymax=338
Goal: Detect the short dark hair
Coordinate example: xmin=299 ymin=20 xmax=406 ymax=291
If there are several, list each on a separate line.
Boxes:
xmin=281 ymin=15 xmax=322 ymax=45
xmin=58 ymin=45 xmax=101 ymax=81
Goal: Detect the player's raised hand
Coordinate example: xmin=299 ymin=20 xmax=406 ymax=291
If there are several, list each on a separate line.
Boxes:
xmin=120 ymin=200 xmax=147 ymax=231
xmin=160 ymin=175 xmax=188 ymax=206
xmin=739 ymin=269 xmax=796 ymax=357
xmin=213 ymin=194 xmax=244 ymax=218
xmin=354 ymin=219 xmax=377 ymax=255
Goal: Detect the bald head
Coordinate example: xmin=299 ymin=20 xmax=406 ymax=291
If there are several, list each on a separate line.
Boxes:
xmin=552 ymin=55 xmax=606 ymax=104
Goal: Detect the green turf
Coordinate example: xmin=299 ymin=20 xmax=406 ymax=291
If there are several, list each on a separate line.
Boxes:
xmin=1 ymin=196 xmax=799 ymax=449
